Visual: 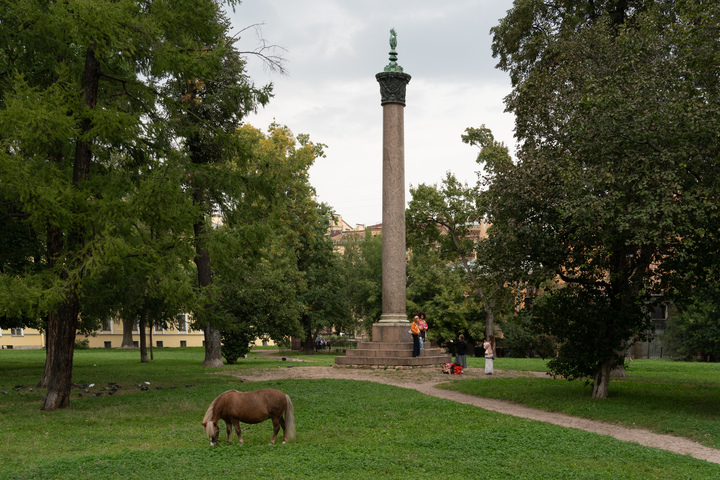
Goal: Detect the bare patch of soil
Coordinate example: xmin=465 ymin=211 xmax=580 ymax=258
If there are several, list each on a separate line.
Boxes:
xmin=234 ymin=362 xmax=720 ymax=465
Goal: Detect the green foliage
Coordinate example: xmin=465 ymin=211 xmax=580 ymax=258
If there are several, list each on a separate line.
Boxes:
xmin=407 ymin=250 xmax=484 ymax=347
xmin=294 ymin=204 xmax=354 ymax=348
xmin=531 ymin=286 xmax=651 ymax=381
xmin=341 ymin=231 xmax=383 ymax=334
xmin=500 ymin=311 xmax=556 ymax=359
xmin=482 ymin=0 xmax=720 ymax=396
xmin=407 ymin=172 xmax=514 ymax=340
xmin=664 ymin=287 xmax=720 ymax=362
xmin=220 ymin=324 xmax=255 ymax=365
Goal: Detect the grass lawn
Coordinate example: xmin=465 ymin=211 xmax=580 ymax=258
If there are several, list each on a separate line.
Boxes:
xmin=442 ymin=357 xmax=720 ymax=449
xmin=1 ymin=349 xmax=718 ymax=479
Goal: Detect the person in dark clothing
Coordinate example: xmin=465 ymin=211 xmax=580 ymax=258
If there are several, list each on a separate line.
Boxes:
xmin=454 ymin=334 xmax=467 ymax=369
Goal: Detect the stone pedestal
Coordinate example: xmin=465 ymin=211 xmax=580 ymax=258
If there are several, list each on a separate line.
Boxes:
xmin=372 ymin=323 xmax=411 ymax=343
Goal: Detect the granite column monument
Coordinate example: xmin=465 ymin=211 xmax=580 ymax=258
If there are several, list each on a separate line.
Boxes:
xmin=373 ymin=29 xmax=412 ymax=343
xmin=335 ymin=30 xmax=450 ymax=366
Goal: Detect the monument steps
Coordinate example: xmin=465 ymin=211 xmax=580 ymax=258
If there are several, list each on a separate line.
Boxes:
xmin=335 ymin=339 xmax=451 ymax=366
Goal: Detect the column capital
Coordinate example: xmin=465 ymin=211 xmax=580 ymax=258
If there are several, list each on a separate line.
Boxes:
xmin=376 ymin=71 xmax=411 ymax=106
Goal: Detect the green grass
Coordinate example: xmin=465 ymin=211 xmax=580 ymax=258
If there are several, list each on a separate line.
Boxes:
xmin=442 ymin=357 xmax=720 ymax=449
xmin=1 ymin=349 xmax=718 ymax=479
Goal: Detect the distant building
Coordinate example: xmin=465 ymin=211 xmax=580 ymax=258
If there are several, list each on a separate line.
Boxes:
xmin=1 ymin=314 xmax=274 ymax=350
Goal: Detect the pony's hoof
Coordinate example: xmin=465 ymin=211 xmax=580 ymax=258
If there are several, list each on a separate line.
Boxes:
xmin=210 ymin=442 xmax=217 ymax=447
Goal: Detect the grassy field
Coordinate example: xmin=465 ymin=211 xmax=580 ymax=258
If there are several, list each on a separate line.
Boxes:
xmin=443 ymin=357 xmax=720 ymax=449
xmin=1 ymin=348 xmax=719 ymax=479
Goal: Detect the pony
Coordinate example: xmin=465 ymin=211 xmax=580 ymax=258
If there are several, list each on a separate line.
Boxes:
xmin=201 ymin=388 xmax=295 ymax=446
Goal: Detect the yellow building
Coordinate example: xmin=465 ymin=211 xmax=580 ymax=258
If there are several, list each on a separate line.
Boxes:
xmin=0 ymin=326 xmax=46 ymax=350
xmin=1 ymin=313 xmax=274 ymax=350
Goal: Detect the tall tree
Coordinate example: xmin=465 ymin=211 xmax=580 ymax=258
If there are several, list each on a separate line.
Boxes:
xmin=340 ymin=230 xmax=383 ymax=336
xmin=295 ymin=205 xmax=353 ymax=355
xmin=488 ymin=0 xmax=720 ymax=397
xmin=211 ymin=123 xmax=326 ymax=358
xmin=407 ymin=172 xmax=510 ymax=340
xmin=406 ymin=247 xmax=484 ymax=349
xmin=0 ymin=0 xmax=247 ymax=410
xmin=164 ymin=29 xmax=273 ymax=366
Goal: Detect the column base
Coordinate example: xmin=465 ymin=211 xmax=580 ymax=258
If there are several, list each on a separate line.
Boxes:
xmin=372 ymin=322 xmax=412 ymax=343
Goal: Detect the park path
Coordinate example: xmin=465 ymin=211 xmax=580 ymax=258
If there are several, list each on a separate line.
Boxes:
xmin=237 ymin=361 xmax=720 ymax=465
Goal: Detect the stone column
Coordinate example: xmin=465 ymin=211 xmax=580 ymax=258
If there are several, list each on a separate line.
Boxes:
xmin=373 ymin=29 xmax=412 ymax=343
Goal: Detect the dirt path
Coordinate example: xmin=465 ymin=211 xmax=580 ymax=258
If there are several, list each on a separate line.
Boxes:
xmin=235 ymin=362 xmax=720 ymax=465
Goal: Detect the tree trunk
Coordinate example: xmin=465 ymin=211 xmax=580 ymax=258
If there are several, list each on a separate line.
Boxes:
xmin=303 ymin=326 xmax=315 ymax=355
xmin=139 ymin=307 xmax=149 ymax=363
xmin=203 ymin=323 xmax=223 ymax=366
xmin=41 ymin=296 xmax=80 ymax=411
xmin=193 ymin=218 xmax=224 ymax=367
xmin=485 ymin=300 xmax=496 ymax=340
xmin=41 ymin=44 xmax=100 ymax=410
xmin=121 ymin=316 xmax=135 ymax=348
xmin=591 ymin=360 xmax=612 ymax=399
xmin=38 ymin=225 xmax=64 ymax=388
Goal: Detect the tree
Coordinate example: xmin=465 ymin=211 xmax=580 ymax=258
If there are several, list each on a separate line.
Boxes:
xmin=407 ymin=172 xmax=512 ymax=340
xmin=406 ymin=248 xmax=484 ymax=350
xmin=162 ymin=29 xmax=273 ymax=366
xmin=295 ymin=204 xmax=353 ymax=355
xmin=0 ymin=0 xmax=250 ymax=410
xmin=205 ymin=123 xmax=327 ymax=359
xmin=340 ymin=230 xmax=383 ymax=336
xmin=663 ymin=287 xmax=720 ymax=362
xmin=487 ymin=1 xmax=720 ymax=397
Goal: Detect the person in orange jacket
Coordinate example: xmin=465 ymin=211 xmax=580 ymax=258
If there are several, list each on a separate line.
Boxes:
xmin=410 ymin=315 xmax=421 ymax=357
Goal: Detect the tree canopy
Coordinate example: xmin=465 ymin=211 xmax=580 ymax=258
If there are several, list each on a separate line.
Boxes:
xmin=0 ymin=0 xmax=285 ymax=410
xmin=484 ymin=0 xmax=720 ymax=397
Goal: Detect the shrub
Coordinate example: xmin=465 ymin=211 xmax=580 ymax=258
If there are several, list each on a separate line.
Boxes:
xmin=221 ymin=325 xmax=255 ymax=364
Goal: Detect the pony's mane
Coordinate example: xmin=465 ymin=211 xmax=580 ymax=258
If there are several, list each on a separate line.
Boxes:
xmin=203 ymin=390 xmax=238 ymax=437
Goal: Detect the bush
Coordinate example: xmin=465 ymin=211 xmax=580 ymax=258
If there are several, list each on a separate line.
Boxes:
xmin=323 ymin=334 xmax=355 ymax=348
xmin=663 ymin=288 xmax=720 ymax=362
xmin=221 ymin=325 xmax=255 ymax=364
xmin=501 ymin=312 xmax=557 ymax=359
xmin=74 ymin=339 xmax=90 ymax=350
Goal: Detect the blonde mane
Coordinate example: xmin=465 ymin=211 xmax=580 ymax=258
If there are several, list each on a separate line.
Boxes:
xmin=202 ymin=390 xmax=238 ymax=437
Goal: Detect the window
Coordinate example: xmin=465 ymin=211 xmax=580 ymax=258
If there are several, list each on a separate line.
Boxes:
xmin=177 ymin=314 xmax=188 ymax=333
xmin=133 ymin=322 xmax=140 ymax=334
xmin=11 ymin=328 xmax=23 ymax=337
xmin=133 ymin=341 xmax=139 ymax=348
xmin=180 ymin=341 xmax=187 ymax=347
xmin=156 ymin=341 xmax=163 ymax=348
xmin=104 ymin=341 xmax=112 ymax=349
xmin=154 ymin=323 xmax=164 ymax=334
xmin=102 ymin=317 xmax=113 ymax=333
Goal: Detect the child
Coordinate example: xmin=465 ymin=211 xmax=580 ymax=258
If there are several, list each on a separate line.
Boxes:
xmin=483 ymin=335 xmax=495 ymax=374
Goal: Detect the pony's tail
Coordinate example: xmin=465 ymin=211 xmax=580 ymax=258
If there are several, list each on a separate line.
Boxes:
xmin=284 ymin=394 xmax=296 ymax=442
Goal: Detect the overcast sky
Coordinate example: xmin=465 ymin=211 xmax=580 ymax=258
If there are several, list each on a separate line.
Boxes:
xmin=229 ymin=0 xmax=516 ymax=227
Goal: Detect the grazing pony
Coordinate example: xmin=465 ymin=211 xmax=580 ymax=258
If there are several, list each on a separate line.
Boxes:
xmin=201 ymin=388 xmax=295 ymax=446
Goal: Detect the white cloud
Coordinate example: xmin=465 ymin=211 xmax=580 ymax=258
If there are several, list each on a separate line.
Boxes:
xmin=234 ymin=0 xmax=516 ymax=225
